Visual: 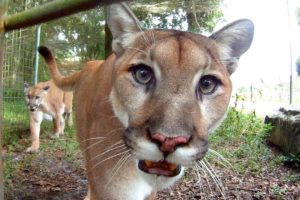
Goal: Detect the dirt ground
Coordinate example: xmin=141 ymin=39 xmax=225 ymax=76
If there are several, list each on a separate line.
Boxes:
xmin=3 ymin=149 xmax=299 ymax=200
xmin=4 ymin=152 xmax=87 ymax=200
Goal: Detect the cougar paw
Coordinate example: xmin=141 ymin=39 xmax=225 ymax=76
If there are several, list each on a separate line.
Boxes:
xmin=25 ymin=147 xmax=39 ymax=153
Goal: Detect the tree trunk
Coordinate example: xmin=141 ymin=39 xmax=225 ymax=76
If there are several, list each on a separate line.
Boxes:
xmin=186 ymin=11 xmax=198 ymax=32
xmin=185 ymin=0 xmax=199 ymax=32
xmin=104 ymin=8 xmax=112 ymax=58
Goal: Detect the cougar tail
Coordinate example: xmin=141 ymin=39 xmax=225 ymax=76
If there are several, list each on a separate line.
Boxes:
xmin=38 ymin=46 xmax=80 ymax=91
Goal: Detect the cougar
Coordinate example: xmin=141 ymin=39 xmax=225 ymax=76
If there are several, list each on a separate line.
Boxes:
xmin=38 ymin=3 xmax=254 ymax=199
xmin=24 ymin=80 xmax=73 ymax=152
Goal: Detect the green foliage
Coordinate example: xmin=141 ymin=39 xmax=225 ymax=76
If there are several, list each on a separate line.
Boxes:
xmin=131 ymin=0 xmax=223 ymax=33
xmin=42 ymin=7 xmax=106 ymax=62
xmin=209 ymin=107 xmax=274 ymax=174
xmin=271 ymin=185 xmax=287 ymax=198
xmin=3 ymin=89 xmax=24 ymax=98
xmin=284 ymin=173 xmax=300 ymax=183
xmin=282 ymin=153 xmax=300 ymax=168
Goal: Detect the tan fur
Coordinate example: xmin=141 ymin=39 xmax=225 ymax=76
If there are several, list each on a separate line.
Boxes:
xmin=63 ymin=91 xmax=73 ymax=126
xmin=38 ymin=3 xmax=254 ymax=200
xmin=24 ymin=80 xmax=73 ymax=153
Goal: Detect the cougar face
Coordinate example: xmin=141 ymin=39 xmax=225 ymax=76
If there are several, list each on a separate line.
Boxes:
xmin=109 ymin=29 xmax=234 ymax=183
xmin=106 ymin=3 xmax=254 ymax=188
xmin=24 ymin=83 xmax=50 ymax=112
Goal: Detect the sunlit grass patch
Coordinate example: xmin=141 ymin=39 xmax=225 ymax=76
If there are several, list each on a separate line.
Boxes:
xmin=3 ymin=99 xmax=29 ymax=149
xmin=209 ymin=107 xmax=275 ymax=174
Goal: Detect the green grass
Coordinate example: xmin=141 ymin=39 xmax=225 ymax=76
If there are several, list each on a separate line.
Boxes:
xmin=3 ymin=99 xmax=27 ymax=120
xmin=2 ymin=99 xmax=81 ymax=183
xmin=39 ymin=124 xmax=81 ymax=163
xmin=281 ymin=153 xmax=300 ymax=169
xmin=209 ymin=108 xmax=277 ymax=174
xmin=2 ymin=99 xmax=29 ymax=148
xmin=3 ymin=121 xmax=81 ymax=187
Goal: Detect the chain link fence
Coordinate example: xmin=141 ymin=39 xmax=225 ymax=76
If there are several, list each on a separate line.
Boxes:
xmin=2 ymin=0 xmax=107 ymax=147
xmin=2 ymin=0 xmax=43 ymax=145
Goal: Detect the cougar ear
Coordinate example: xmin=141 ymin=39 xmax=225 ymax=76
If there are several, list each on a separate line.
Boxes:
xmin=24 ymin=82 xmax=30 ymax=93
xmin=210 ymin=19 xmax=254 ymax=74
xmin=107 ymin=3 xmax=143 ymax=56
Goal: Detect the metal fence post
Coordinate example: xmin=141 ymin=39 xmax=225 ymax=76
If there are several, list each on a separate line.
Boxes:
xmin=0 ymin=0 xmax=8 ymax=199
xmin=33 ymin=24 xmax=41 ymax=84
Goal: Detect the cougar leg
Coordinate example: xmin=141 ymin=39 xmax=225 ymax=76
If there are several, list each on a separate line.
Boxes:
xmin=64 ymin=91 xmax=73 ymax=127
xmin=66 ymin=112 xmax=73 ymax=127
xmin=84 ymin=185 xmax=91 ymax=200
xmin=60 ymin=114 xmax=65 ymax=135
xmin=52 ymin=114 xmax=61 ymax=137
xmin=26 ymin=112 xmax=43 ymax=153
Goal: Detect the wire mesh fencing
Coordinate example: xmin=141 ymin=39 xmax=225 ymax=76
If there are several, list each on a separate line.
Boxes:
xmin=1 ymin=0 xmax=107 ymax=147
xmin=2 ymin=1 xmax=41 ymax=146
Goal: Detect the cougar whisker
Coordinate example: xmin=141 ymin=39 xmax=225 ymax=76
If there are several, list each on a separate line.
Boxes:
xmin=195 ymin=162 xmax=213 ymax=195
xmin=82 ymin=128 xmax=124 ymax=153
xmin=82 ymin=139 xmax=106 ymax=153
xmin=92 ymin=150 xmax=130 ymax=170
xmin=89 ymin=144 xmax=127 ymax=163
xmin=208 ymin=149 xmax=233 ymax=169
xmin=200 ymin=159 xmax=226 ymax=199
xmin=80 ymin=136 xmax=106 ymax=144
xmin=106 ymin=153 xmax=132 ymax=187
xmin=127 ymin=47 xmax=148 ymax=55
xmin=193 ymin=165 xmax=204 ymax=196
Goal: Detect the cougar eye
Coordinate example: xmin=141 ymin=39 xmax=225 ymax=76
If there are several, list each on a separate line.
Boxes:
xmin=131 ymin=64 xmax=154 ymax=85
xmin=35 ymin=96 xmax=40 ymax=100
xmin=197 ymin=75 xmax=220 ymax=95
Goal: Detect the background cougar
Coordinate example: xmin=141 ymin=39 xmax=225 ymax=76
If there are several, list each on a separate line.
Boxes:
xmin=24 ymin=80 xmax=73 ymax=153
xmin=38 ymin=3 xmax=254 ymax=200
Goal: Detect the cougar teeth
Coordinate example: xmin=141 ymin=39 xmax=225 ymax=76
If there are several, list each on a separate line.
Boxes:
xmin=144 ymin=160 xmax=153 ymax=167
xmin=168 ymin=163 xmax=178 ymax=171
xmin=138 ymin=160 xmax=181 ymax=177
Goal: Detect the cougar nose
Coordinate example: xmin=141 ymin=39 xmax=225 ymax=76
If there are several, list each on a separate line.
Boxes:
xmin=151 ymin=133 xmax=190 ymax=153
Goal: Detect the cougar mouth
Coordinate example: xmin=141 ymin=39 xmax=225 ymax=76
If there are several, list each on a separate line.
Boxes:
xmin=138 ymin=160 xmax=181 ymax=177
xmin=30 ymin=107 xmax=37 ymax=112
